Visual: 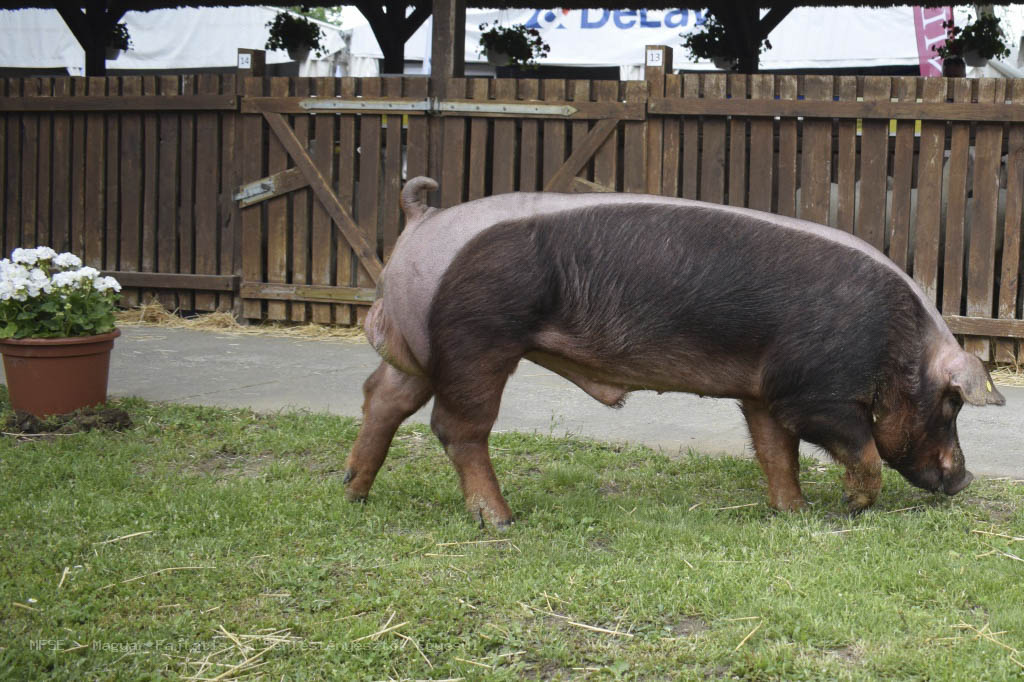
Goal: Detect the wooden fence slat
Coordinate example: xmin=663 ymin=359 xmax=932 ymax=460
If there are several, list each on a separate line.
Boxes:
xmin=798 ymin=75 xmax=832 ymax=225
xmin=381 ymin=77 xmax=405 ymax=258
xmin=219 ymin=73 xmax=238 ymax=313
xmin=20 ymin=79 xmax=39 ymax=249
xmin=467 ymin=78 xmax=490 ymax=201
xmin=335 ymin=77 xmax=357 ymax=325
xmin=177 ymin=75 xmax=196 ymax=311
xmin=942 ymin=79 xmax=972 ymax=319
xmin=104 ymin=77 xmax=120 ymax=271
xmin=746 ymin=75 xmax=773 ymax=213
xmin=660 ymin=74 xmax=681 ymax=197
xmin=84 ymin=77 xmax=105 ymax=268
xmin=623 ymin=80 xmax=647 ymax=194
xmin=913 ymin=78 xmax=947 ymax=305
xmin=726 ymin=73 xmax=747 ymax=208
xmin=35 ymin=79 xmax=53 ymax=249
xmin=241 ymin=76 xmax=264 ymax=320
xmin=593 ymin=80 xmax=618 ymax=193
xmin=157 ymin=75 xmax=181 ymax=311
xmin=965 ymin=79 xmax=1003 ymax=360
xmin=887 ymin=77 xmax=916 ymax=270
xmin=834 ymin=76 xmax=858 ymax=231
xmin=856 ymin=76 xmax=890 ymax=251
xmin=542 ymin=79 xmax=568 ymax=189
xmin=5 ymin=79 xmax=20 ymax=256
xmin=680 ymin=74 xmax=700 ymax=200
xmin=440 ymin=77 xmax=466 ymax=207
xmin=518 ymin=79 xmax=541 ymax=192
xmin=192 ymin=74 xmax=224 ymax=312
xmin=0 ymin=79 xmax=7 ymax=255
xmin=491 ymin=79 xmax=516 ymax=194
xmin=699 ymin=74 xmax=726 ymax=204
xmin=405 ymin=77 xmax=429 ymax=181
xmin=50 ymin=78 xmax=71 ymax=253
xmin=997 ymin=81 xmax=1024 ymax=363
xmin=265 ymin=77 xmax=290 ymax=321
xmin=69 ymin=78 xmax=86 ymax=258
xmin=776 ymin=76 xmax=798 ymax=218
xmin=141 ymin=76 xmax=159 ymax=295
xmin=311 ymin=77 xmax=335 ymax=324
xmin=118 ymin=76 xmax=143 ymax=307
xmin=356 ymin=77 xmax=383 ymax=324
xmin=289 ymin=77 xmax=312 ymax=322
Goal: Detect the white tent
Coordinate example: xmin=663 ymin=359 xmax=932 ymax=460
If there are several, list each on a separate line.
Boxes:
xmin=346 ymin=5 xmax=1024 ymax=79
xmin=0 ymin=6 xmax=349 ymax=76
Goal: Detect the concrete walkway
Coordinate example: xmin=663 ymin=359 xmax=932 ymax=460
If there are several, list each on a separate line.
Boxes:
xmin=20 ymin=325 xmax=1024 ymax=477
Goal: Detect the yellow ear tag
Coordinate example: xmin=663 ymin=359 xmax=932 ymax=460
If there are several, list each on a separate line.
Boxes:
xmin=986 ymin=381 xmax=993 ymax=392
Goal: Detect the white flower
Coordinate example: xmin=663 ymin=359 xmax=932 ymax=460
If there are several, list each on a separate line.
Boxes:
xmin=76 ymin=266 xmax=100 ymax=280
xmin=95 ymin=276 xmax=121 ymax=293
xmin=0 ymin=280 xmax=15 ymax=301
xmin=33 ymin=246 xmax=57 ymax=261
xmin=51 ymin=271 xmax=80 ymax=289
xmin=11 ymin=248 xmax=38 ymax=265
xmin=53 ymin=252 xmax=82 ymax=269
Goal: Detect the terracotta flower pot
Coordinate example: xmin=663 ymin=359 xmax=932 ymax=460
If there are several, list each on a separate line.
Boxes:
xmin=0 ymin=329 xmax=120 ymax=417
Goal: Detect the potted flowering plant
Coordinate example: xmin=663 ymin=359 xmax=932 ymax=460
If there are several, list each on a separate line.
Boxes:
xmin=265 ymin=11 xmax=326 ymax=61
xmin=478 ymin=22 xmax=550 ymax=67
xmin=106 ymin=22 xmax=132 ymax=60
xmin=935 ymin=14 xmax=1010 ymax=69
xmin=0 ymin=247 xmax=122 ymax=417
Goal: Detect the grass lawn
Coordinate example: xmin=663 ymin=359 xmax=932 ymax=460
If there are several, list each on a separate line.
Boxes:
xmin=1 ymin=392 xmax=1023 ymax=681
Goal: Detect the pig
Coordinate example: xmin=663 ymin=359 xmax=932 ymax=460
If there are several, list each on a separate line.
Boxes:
xmin=344 ymin=176 xmax=1006 ymax=527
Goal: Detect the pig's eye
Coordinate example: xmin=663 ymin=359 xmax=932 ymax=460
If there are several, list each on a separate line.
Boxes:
xmin=942 ymin=395 xmax=963 ymax=419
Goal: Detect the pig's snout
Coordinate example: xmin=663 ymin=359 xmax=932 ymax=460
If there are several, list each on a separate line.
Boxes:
xmin=943 ymin=469 xmax=973 ymax=496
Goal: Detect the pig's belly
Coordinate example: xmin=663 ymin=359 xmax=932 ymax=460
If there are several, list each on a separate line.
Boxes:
xmin=525 ymin=349 xmax=762 ymax=407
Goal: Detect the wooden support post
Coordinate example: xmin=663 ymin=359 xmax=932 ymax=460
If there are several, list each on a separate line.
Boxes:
xmin=644 ymin=45 xmax=671 ymax=195
xmin=233 ymin=49 xmax=263 ymax=320
xmin=428 ymin=0 xmax=465 ymax=203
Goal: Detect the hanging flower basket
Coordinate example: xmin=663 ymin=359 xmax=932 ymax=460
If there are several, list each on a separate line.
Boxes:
xmin=287 ymin=45 xmax=311 ymax=62
xmin=0 ymin=247 xmax=122 ymax=417
xmin=105 ymin=47 xmax=122 ymax=61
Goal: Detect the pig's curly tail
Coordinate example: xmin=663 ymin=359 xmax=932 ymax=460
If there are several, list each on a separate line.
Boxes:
xmin=400 ymin=177 xmax=438 ymax=222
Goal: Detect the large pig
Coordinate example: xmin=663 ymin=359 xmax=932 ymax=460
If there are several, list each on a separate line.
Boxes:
xmin=344 ymin=177 xmax=1005 ymax=527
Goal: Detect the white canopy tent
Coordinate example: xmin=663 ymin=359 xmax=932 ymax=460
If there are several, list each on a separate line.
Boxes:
xmin=0 ymin=6 xmax=349 ymax=76
xmin=346 ymin=5 xmax=1024 ymax=79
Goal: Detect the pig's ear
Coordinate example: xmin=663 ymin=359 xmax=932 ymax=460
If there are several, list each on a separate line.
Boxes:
xmin=949 ymin=353 xmax=1006 ymax=407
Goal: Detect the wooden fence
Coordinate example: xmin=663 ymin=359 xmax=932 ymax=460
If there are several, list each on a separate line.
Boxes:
xmin=1 ymin=64 xmax=1023 ymax=362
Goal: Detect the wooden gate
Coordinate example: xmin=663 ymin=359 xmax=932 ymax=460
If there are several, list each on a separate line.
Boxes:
xmin=232 ymin=76 xmax=644 ymax=323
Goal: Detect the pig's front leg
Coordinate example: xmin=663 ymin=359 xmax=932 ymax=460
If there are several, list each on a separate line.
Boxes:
xmin=840 ymin=440 xmax=882 ymax=514
xmin=344 ymin=361 xmax=433 ymax=502
xmin=741 ymin=400 xmax=807 ymax=511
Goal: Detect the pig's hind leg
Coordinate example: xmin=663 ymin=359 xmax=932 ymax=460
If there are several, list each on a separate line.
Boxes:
xmin=741 ymin=400 xmax=807 ymax=511
xmin=344 ymin=361 xmax=433 ymax=502
xmin=429 ymin=352 xmax=520 ymax=529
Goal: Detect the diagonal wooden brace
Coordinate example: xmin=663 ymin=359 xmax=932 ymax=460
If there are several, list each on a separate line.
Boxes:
xmin=261 ymin=111 xmax=383 ymax=284
xmin=543 ymin=118 xmax=621 ymax=193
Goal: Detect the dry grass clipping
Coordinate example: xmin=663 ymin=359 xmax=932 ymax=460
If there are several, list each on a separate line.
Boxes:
xmin=990 ymin=364 xmax=1024 ymax=388
xmin=116 ymin=302 xmax=365 ymax=344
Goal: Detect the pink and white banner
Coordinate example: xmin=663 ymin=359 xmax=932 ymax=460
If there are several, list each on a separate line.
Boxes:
xmin=913 ymin=6 xmax=953 ymax=76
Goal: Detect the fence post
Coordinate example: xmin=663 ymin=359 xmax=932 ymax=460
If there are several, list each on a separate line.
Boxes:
xmin=644 ymin=45 xmax=671 ymax=195
xmin=232 ymin=49 xmax=264 ymax=320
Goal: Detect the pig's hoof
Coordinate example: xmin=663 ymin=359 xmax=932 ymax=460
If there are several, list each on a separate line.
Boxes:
xmin=769 ymin=496 xmax=808 ymax=512
xmin=842 ymin=491 xmax=875 ymax=515
xmin=495 ymin=518 xmax=515 ymax=532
